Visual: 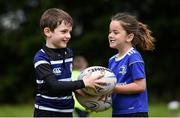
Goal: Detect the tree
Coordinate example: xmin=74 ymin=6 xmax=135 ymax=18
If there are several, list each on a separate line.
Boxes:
xmin=0 ymin=0 xmax=179 ymax=103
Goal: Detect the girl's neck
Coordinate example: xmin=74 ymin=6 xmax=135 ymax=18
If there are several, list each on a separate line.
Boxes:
xmin=117 ymin=45 xmax=133 ymax=58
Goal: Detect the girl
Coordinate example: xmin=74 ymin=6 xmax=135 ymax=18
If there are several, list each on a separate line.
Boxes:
xmin=108 ymin=12 xmax=155 ymax=117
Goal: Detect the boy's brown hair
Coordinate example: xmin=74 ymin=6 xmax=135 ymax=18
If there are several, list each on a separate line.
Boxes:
xmin=40 ymin=8 xmax=73 ymax=36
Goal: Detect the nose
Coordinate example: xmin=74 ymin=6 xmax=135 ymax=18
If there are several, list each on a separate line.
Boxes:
xmin=108 ymin=32 xmax=112 ymax=39
xmin=66 ymin=32 xmax=71 ymax=39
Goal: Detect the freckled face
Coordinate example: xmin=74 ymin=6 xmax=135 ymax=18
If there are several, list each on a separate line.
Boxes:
xmin=108 ymin=20 xmax=129 ymax=49
xmin=46 ymin=21 xmax=72 ymax=48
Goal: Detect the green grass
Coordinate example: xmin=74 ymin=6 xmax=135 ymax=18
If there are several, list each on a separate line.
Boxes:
xmin=0 ymin=103 xmax=180 ymax=117
xmin=0 ymin=104 xmax=34 ymax=117
xmin=88 ymin=103 xmax=180 ymax=117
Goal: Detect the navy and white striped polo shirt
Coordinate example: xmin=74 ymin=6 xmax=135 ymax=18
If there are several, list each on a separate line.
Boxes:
xmin=33 ymin=45 xmax=84 ymax=113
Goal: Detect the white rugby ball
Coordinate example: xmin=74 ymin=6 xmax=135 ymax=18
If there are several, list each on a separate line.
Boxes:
xmin=75 ymin=94 xmax=112 ymax=112
xmin=78 ymin=66 xmax=117 ymax=96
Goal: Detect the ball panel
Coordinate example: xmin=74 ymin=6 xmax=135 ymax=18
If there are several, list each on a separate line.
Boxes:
xmin=76 ymin=94 xmax=112 ymax=112
xmin=78 ymin=66 xmax=117 ymax=96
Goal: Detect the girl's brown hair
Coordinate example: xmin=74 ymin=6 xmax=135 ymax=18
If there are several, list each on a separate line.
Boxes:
xmin=111 ymin=12 xmax=155 ymax=51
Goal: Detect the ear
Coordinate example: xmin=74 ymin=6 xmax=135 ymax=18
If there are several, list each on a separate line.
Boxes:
xmin=43 ymin=27 xmax=51 ymax=38
xmin=127 ymin=33 xmax=134 ymax=42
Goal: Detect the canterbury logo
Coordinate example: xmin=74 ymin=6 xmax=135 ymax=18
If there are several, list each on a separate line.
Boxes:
xmin=53 ymin=67 xmax=62 ymax=75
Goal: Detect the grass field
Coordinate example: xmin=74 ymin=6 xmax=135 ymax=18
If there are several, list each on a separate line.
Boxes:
xmin=0 ymin=103 xmax=180 ymax=117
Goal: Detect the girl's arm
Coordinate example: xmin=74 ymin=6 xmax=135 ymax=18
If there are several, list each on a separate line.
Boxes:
xmin=114 ymin=78 xmax=146 ymax=94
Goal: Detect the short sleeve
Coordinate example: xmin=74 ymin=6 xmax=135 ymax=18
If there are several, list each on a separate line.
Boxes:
xmin=128 ymin=53 xmax=146 ymax=80
xmin=130 ymin=62 xmax=145 ymax=80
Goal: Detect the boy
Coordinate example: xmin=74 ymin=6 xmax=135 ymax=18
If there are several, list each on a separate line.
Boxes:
xmin=33 ymin=8 xmax=103 ymax=117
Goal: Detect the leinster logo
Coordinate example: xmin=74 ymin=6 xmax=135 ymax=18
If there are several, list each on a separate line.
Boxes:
xmin=53 ymin=67 xmax=62 ymax=75
xmin=119 ymin=65 xmax=127 ymax=75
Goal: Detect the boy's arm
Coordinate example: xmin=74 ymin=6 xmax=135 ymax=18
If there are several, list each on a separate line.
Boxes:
xmin=35 ymin=64 xmax=85 ymax=95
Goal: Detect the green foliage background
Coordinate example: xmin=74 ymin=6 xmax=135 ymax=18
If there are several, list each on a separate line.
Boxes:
xmin=0 ymin=0 xmax=180 ymax=103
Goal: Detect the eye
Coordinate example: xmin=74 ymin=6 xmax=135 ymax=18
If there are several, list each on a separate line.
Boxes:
xmin=113 ymin=31 xmax=119 ymax=35
xmin=61 ymin=30 xmax=68 ymax=33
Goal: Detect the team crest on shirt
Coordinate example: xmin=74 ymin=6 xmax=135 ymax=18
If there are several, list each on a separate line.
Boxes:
xmin=53 ymin=67 xmax=62 ymax=75
xmin=119 ymin=65 xmax=127 ymax=75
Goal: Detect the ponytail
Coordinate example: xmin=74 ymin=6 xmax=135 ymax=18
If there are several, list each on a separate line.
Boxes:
xmin=135 ymin=22 xmax=155 ymax=51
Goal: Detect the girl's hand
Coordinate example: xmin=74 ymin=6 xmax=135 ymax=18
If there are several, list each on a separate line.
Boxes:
xmin=75 ymin=89 xmax=90 ymax=97
xmin=98 ymin=92 xmax=112 ymax=102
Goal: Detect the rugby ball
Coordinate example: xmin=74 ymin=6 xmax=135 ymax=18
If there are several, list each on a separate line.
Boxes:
xmin=78 ymin=66 xmax=117 ymax=96
xmin=75 ymin=94 xmax=112 ymax=112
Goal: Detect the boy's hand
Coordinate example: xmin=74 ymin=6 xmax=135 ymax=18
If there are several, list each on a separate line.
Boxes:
xmin=82 ymin=71 xmax=105 ymax=90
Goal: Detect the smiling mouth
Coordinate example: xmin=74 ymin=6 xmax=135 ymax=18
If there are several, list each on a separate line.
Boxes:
xmin=63 ymin=40 xmax=69 ymax=43
xmin=110 ymin=40 xmax=115 ymax=43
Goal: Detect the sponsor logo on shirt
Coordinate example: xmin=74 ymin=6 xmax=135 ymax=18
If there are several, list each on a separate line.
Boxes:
xmin=117 ymin=82 xmax=127 ymax=85
xmin=53 ymin=67 xmax=62 ymax=75
xmin=128 ymin=107 xmax=135 ymax=110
